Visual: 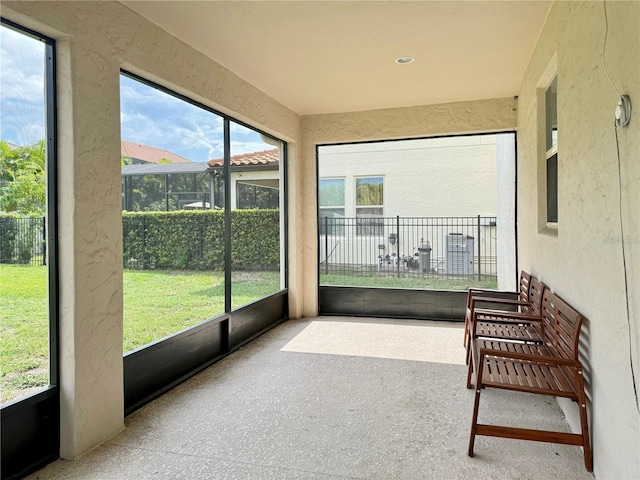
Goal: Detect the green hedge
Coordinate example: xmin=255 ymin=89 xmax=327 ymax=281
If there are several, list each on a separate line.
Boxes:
xmin=0 ymin=215 xmax=18 ymax=263
xmin=122 ymin=209 xmax=280 ymax=271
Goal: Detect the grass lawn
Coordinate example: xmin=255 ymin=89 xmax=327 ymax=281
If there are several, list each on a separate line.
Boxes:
xmin=0 ymin=265 xmax=49 ymax=404
xmin=0 ymin=265 xmax=279 ymax=404
xmin=122 ymin=269 xmax=280 ymax=352
xmin=320 ymin=273 xmax=498 ymax=290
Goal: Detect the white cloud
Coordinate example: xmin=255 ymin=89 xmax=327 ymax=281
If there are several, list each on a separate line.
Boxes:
xmin=230 ymin=140 xmax=275 ymax=156
xmin=184 ymin=124 xmax=223 ymax=160
xmin=120 ymin=74 xmax=271 ymax=161
xmin=0 ymin=25 xmax=46 ymax=145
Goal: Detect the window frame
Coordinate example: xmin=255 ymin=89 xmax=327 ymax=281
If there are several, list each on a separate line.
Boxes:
xmin=120 ymin=70 xmax=288 ymax=343
xmin=0 ymin=17 xmax=60 ymax=478
xmin=544 ymin=75 xmax=558 ymax=226
xmin=318 ymin=177 xmax=346 ymax=236
xmin=0 ymin=17 xmax=59 ymax=402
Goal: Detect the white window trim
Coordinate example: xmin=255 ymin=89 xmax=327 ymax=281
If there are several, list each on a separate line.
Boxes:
xmin=537 ymin=56 xmax=558 ymax=234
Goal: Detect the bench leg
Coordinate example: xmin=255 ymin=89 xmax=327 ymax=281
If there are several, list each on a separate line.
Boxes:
xmin=468 ymin=385 xmax=482 ymax=456
xmin=576 ymin=371 xmax=593 ymax=472
xmin=468 ymin=355 xmax=485 ymax=456
xmin=463 ymin=309 xmax=469 ymax=348
xmin=466 ymin=336 xmax=477 ymax=389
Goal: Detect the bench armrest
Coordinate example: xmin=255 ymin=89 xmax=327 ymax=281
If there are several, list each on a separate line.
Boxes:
xmin=467 ymin=289 xmax=519 ymax=305
xmin=469 ymin=297 xmax=528 ymax=310
xmin=473 ymin=310 xmax=542 ymax=321
xmin=468 ymin=288 xmax=518 ymax=296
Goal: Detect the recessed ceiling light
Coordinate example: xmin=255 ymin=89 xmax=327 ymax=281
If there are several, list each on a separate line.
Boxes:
xmin=395 ymin=56 xmax=415 ymax=64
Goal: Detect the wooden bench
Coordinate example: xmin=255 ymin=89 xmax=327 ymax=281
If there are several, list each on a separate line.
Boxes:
xmin=463 ymin=271 xmax=533 ymax=361
xmin=467 ymin=289 xmax=592 ymax=472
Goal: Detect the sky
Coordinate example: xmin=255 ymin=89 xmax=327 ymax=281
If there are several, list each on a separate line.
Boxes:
xmin=1 ymin=24 xmax=274 ymax=162
xmin=0 ymin=25 xmax=46 ymax=147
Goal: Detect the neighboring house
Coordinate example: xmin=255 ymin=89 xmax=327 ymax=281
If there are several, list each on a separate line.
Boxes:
xmin=208 ymin=148 xmax=280 ymax=210
xmin=121 ymin=146 xmax=280 ymax=211
xmin=121 ymin=140 xmax=192 ymax=165
xmin=317 ymin=134 xmax=514 ymax=276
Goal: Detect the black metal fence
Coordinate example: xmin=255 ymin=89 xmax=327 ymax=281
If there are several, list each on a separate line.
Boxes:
xmin=319 ymin=215 xmax=497 ymax=280
xmin=0 ymin=216 xmax=46 ymax=266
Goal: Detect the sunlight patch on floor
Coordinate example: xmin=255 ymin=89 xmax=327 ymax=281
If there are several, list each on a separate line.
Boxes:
xmin=281 ymin=319 xmax=466 ymax=365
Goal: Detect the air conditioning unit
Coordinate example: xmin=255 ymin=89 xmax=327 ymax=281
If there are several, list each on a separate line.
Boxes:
xmin=445 ymin=233 xmax=474 ymax=276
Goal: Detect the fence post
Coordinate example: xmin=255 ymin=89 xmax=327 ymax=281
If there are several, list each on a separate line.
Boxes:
xmin=42 ymin=216 xmax=47 ymax=266
xmin=477 ymin=214 xmax=481 ymax=281
xmin=199 ymin=217 xmax=204 ymax=264
xmin=324 ymin=216 xmax=329 ymax=275
xmin=142 ymin=215 xmax=146 ymax=269
xmin=396 ymin=215 xmax=401 ymax=278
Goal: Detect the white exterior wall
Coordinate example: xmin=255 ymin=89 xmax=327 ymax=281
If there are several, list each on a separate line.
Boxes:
xmin=319 ymin=135 xmax=498 ymax=218
xmin=517 ymin=1 xmax=639 ymax=478
xmin=2 ymin=0 xmax=300 ymax=459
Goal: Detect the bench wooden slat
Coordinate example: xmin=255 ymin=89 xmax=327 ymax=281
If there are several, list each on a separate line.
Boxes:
xmin=482 ymin=356 xmax=576 ymax=396
xmin=475 ymin=322 xmax=543 ymax=342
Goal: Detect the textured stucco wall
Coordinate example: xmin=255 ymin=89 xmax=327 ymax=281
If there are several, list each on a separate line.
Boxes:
xmin=517 ymin=1 xmax=639 ymax=478
xmin=2 ymin=0 xmax=300 ymax=459
xmin=300 ymin=98 xmax=517 ymax=316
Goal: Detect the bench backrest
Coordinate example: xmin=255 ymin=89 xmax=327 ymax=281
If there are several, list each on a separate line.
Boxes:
xmin=525 ymin=277 xmax=545 ymax=317
xmin=517 ymin=271 xmax=532 ymax=304
xmin=466 ymin=270 xmax=532 ymax=310
xmin=541 ymin=289 xmax=584 ymax=389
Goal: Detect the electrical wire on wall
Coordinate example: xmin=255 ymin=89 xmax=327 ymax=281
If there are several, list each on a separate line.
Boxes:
xmin=602 ymin=0 xmax=639 ymax=415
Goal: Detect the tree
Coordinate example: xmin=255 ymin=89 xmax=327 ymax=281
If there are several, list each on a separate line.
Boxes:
xmin=0 ymin=140 xmax=46 ymax=215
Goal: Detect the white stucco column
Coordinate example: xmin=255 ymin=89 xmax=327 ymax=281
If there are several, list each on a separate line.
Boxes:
xmin=56 ymin=35 xmax=124 ymax=459
xmin=496 ymin=133 xmax=517 ymax=290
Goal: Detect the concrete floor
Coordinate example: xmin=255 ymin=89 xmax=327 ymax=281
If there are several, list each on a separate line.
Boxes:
xmin=28 ymin=317 xmax=594 ymax=480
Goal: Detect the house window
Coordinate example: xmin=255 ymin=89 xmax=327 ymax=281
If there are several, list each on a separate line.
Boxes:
xmin=545 ymin=76 xmax=558 ymax=224
xmin=355 ymin=176 xmax=384 ymax=236
xmin=319 ymin=178 xmax=345 ymax=235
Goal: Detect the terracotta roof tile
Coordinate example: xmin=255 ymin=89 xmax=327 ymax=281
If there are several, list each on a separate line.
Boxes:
xmin=207 ymin=148 xmax=279 ymax=167
xmin=121 ymin=140 xmax=192 ymax=164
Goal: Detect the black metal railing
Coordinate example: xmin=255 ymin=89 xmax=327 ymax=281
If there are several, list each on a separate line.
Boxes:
xmin=0 ymin=216 xmax=46 ymax=266
xmin=319 ymin=215 xmax=497 ymax=280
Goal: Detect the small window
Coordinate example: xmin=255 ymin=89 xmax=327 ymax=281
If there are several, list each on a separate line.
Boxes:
xmin=545 ymin=76 xmax=558 ymax=224
xmin=319 ymin=178 xmax=345 ymax=235
xmin=355 ymin=176 xmax=383 ymax=236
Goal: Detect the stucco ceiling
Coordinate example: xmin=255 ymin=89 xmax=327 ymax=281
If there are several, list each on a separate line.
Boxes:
xmin=122 ymin=1 xmax=552 ymax=116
